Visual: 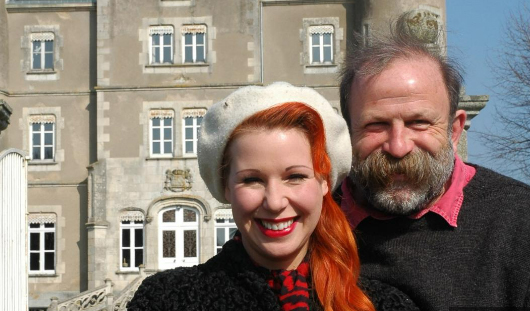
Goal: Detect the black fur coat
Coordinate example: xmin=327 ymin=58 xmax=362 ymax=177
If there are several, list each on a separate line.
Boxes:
xmin=127 ymin=239 xmax=418 ymax=311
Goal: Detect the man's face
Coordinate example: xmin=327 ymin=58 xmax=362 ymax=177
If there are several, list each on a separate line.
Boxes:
xmin=348 ymin=56 xmax=464 ymax=215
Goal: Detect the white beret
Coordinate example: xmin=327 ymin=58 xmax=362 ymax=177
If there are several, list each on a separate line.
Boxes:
xmin=198 ymin=82 xmax=352 ymax=203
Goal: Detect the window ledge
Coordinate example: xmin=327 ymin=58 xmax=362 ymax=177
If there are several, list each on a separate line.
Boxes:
xmin=27 ymin=70 xmax=57 ymax=75
xmin=305 ymin=63 xmax=337 ymax=68
xmin=29 ymin=160 xmax=57 ymax=165
xmin=146 ymin=63 xmax=209 ymax=68
xmin=146 ymin=155 xmax=197 ymax=160
xmin=115 ymin=270 xmax=140 ymax=275
xmin=29 ymin=273 xmax=57 ymax=277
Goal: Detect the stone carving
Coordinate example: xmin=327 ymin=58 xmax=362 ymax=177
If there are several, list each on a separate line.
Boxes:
xmin=402 ymin=10 xmax=440 ymax=44
xmin=164 ymin=169 xmax=192 ymax=192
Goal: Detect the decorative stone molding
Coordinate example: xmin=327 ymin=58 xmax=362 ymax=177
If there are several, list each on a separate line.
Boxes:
xmin=400 ymin=9 xmax=441 ymax=45
xmin=28 ymin=114 xmax=55 ymax=124
xmin=149 ymin=26 xmax=174 ymax=35
xmin=214 ymin=208 xmax=233 ymax=220
xmin=30 ymin=32 xmax=54 ymax=41
xmin=181 ymin=24 xmax=207 ymax=34
xmin=181 ymin=108 xmax=206 ymax=118
xmin=308 ymin=25 xmax=334 ymax=34
xmin=148 ymin=109 xmax=174 ymax=119
xmin=28 ymin=213 xmax=57 ymax=224
xmin=164 ymin=169 xmax=192 ymax=192
xmin=119 ymin=211 xmax=145 ymax=222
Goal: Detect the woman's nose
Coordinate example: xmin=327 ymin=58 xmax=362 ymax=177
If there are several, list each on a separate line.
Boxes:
xmin=262 ymin=181 xmax=288 ymax=212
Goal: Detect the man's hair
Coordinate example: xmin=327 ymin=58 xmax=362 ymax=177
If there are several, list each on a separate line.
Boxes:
xmin=339 ymin=13 xmax=464 ymax=130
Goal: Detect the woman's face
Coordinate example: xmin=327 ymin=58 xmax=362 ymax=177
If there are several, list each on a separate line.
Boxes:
xmin=224 ymin=128 xmax=328 ymax=270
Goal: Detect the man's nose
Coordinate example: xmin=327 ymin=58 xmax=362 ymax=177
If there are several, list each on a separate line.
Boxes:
xmin=262 ymin=181 xmax=288 ymax=212
xmin=381 ymin=124 xmax=414 ymax=158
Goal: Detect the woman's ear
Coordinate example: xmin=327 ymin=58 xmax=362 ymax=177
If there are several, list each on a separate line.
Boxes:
xmin=321 ymin=179 xmax=329 ymax=197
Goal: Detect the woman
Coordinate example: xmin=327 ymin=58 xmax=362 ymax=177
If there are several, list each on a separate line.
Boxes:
xmin=128 ymin=82 xmax=418 ymax=311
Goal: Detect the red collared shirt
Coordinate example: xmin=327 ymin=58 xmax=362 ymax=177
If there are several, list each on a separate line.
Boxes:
xmin=341 ymin=155 xmax=476 ymax=228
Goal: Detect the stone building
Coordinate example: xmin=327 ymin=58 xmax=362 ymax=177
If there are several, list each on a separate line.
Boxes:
xmin=0 ymin=0 xmax=486 ymax=310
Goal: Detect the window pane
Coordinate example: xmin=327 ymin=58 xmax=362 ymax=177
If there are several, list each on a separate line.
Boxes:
xmin=44 ymin=232 xmax=54 ymax=250
xmin=44 ymin=123 xmax=53 ymax=131
xmin=44 ymin=133 xmax=53 ymax=145
xmin=184 ymin=33 xmax=192 ymax=44
xmin=30 ymin=233 xmax=40 ymax=251
xmin=44 ymin=147 xmax=53 ymax=159
xmin=323 ymin=33 xmax=332 ymax=45
xmin=216 ymin=228 xmax=225 ymax=247
xmin=122 ymin=229 xmax=130 ymax=247
xmin=152 ymin=128 xmax=160 ymax=140
xmin=152 ymin=47 xmax=160 ymax=64
xmin=184 ymin=118 xmax=193 ymax=125
xmin=196 ymin=33 xmax=204 ymax=44
xmin=163 ymin=118 xmax=172 ymax=126
xmin=185 ymin=141 xmax=193 ymax=153
xmin=33 ymin=133 xmax=41 ymax=145
xmin=312 ymin=47 xmax=320 ymax=63
xmin=183 ymin=209 xmax=197 ymax=222
xmin=164 ymin=142 xmax=172 ymax=154
xmin=32 ymin=147 xmax=41 ymax=160
xmin=228 ymin=218 xmax=235 ymax=223
xmin=163 ymin=34 xmax=171 ymax=45
xmin=45 ymin=41 xmax=53 ymax=52
xmin=44 ymin=223 xmax=54 ymax=228
xmin=184 ymin=46 xmax=193 ymax=62
xmin=229 ymin=228 xmax=237 ymax=239
xmin=183 ymin=230 xmax=197 ymax=257
xmin=30 ymin=253 xmax=40 ymax=271
xmin=44 ymin=53 xmax=53 ymax=69
xmin=162 ymin=209 xmax=175 ymax=222
xmin=162 ymin=231 xmax=175 ymax=258
xmin=163 ymin=128 xmax=172 ymax=139
xmin=32 ymin=123 xmax=40 ymax=131
xmin=135 ymin=249 xmax=143 ymax=267
xmin=152 ymin=142 xmax=160 ymax=154
xmin=32 ymin=42 xmax=41 ymax=69
xmin=185 ymin=127 xmax=193 ymax=139
xmin=44 ymin=252 xmax=54 ymax=270
xmin=152 ymin=118 xmax=160 ymax=126
xmin=324 ymin=46 xmax=332 ymax=62
xmin=196 ymin=46 xmax=205 ymax=62
xmin=135 ymin=229 xmax=143 ymax=247
xmin=215 ymin=219 xmax=224 ymax=224
xmin=30 ymin=223 xmax=40 ymax=228
xmin=197 ymin=117 xmax=203 ymax=125
xmin=152 ymin=34 xmax=160 ymax=45
xmin=312 ymin=34 xmax=319 ymax=45
xmin=163 ymin=47 xmax=172 ymax=63
xmin=122 ymin=249 xmax=131 ymax=267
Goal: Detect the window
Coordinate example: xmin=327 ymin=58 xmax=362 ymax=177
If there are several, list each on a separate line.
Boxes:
xmin=29 ymin=221 xmax=55 ymax=274
xmin=149 ymin=110 xmax=174 ymax=157
xmin=29 ymin=115 xmax=55 ymax=161
xmin=31 ymin=33 xmax=54 ymax=70
xmin=120 ymin=220 xmax=144 ymax=270
xmin=149 ymin=26 xmax=174 ymax=64
xmin=215 ymin=218 xmax=237 ymax=254
xmin=159 ymin=207 xmax=199 ymax=269
xmin=309 ymin=25 xmax=334 ymax=64
xmin=182 ymin=109 xmax=205 ymax=156
xmin=182 ymin=25 xmax=206 ymax=63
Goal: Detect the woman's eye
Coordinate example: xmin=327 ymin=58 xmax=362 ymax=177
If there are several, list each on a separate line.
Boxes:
xmin=242 ymin=177 xmax=262 ymax=184
xmin=288 ymin=174 xmax=308 ymax=182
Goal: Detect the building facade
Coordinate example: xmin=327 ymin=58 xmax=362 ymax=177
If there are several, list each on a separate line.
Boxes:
xmin=1 ymin=0 xmax=485 ymax=310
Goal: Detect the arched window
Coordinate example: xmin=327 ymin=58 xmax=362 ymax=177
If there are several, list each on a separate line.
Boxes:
xmin=214 ymin=208 xmax=237 ymax=254
xmin=158 ymin=206 xmax=199 ymax=269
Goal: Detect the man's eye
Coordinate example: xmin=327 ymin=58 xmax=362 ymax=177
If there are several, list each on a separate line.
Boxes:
xmin=408 ymin=120 xmax=430 ymax=128
xmin=365 ymin=122 xmax=387 ymax=130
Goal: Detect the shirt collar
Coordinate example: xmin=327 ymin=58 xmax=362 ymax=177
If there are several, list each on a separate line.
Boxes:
xmin=341 ymin=155 xmax=476 ymax=228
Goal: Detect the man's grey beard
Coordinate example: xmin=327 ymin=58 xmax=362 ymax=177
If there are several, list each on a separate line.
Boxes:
xmin=349 ymin=142 xmax=455 ymax=216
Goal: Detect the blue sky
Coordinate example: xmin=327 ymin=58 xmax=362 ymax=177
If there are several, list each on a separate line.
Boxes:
xmin=446 ymin=0 xmax=529 ymax=184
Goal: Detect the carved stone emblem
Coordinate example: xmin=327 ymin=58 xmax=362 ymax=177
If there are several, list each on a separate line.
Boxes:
xmin=402 ymin=10 xmax=440 ymax=44
xmin=164 ymin=169 xmax=192 ymax=192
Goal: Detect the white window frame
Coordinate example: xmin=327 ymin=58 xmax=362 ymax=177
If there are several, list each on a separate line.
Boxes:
xmin=158 ymin=206 xmax=199 ymax=270
xmin=28 ymin=222 xmax=55 ymax=275
xmin=309 ymin=25 xmax=334 ymax=64
xmin=29 ymin=115 xmax=56 ymax=161
xmin=182 ymin=109 xmax=205 ymax=157
xmin=214 ymin=217 xmax=237 ymax=254
xmin=149 ymin=110 xmax=174 ymax=158
xmin=30 ymin=33 xmax=54 ymax=70
xmin=181 ymin=25 xmax=207 ymax=63
xmin=149 ymin=26 xmax=174 ymax=65
xmin=120 ymin=220 xmax=144 ymax=271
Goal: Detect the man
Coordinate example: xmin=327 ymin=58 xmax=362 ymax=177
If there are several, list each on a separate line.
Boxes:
xmin=338 ymin=14 xmax=530 ymax=310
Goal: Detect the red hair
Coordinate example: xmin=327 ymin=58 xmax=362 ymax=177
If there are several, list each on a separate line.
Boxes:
xmin=222 ymin=102 xmax=374 ymax=311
